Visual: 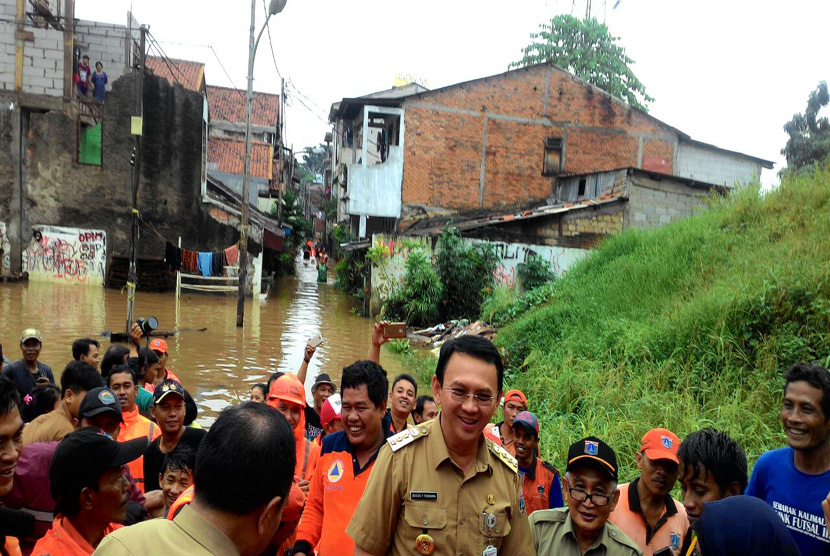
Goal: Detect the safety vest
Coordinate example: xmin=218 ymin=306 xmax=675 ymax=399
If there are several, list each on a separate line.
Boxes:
xmin=118 ymin=405 xmax=160 ymax=493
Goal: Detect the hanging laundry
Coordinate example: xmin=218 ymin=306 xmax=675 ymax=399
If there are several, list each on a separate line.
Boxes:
xmin=181 ymin=249 xmax=198 ymax=273
xmin=211 ymin=250 xmax=225 ymax=277
xmin=197 ymin=252 xmax=213 ymax=277
xmin=164 ymin=242 xmax=182 ymax=271
xmin=224 ymin=244 xmax=239 ymax=266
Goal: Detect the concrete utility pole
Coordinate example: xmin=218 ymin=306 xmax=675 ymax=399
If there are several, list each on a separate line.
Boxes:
xmin=237 ymin=0 xmax=287 ymax=327
xmin=125 ymin=26 xmax=146 ymax=336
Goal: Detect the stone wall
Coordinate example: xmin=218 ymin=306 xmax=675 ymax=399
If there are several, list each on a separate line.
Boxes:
xmin=627 ymin=173 xmax=712 ymax=229
xmin=0 ymin=3 xmax=64 ymax=97
xmin=675 ymin=141 xmax=764 ymax=188
xmin=0 ymin=71 xmax=239 ymax=273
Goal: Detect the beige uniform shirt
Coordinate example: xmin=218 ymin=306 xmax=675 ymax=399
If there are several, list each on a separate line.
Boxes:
xmin=346 ymin=415 xmax=534 ymax=556
xmin=22 ymin=405 xmax=74 ymax=447
xmin=529 ymin=508 xmax=642 ymax=556
xmin=93 ymin=505 xmax=240 ymax=555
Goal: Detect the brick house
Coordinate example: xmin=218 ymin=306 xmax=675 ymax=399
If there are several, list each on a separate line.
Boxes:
xmin=330 ymin=63 xmax=773 ymax=241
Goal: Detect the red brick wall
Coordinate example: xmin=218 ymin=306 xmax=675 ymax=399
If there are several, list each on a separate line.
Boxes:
xmin=401 ymin=64 xmax=678 ymax=212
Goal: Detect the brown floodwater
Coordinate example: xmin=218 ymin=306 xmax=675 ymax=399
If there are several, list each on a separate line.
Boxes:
xmin=0 ymin=258 xmax=406 ymax=426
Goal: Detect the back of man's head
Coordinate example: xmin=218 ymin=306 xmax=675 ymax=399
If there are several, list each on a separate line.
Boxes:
xmin=100 ymin=345 xmax=129 ymax=378
xmin=785 ymin=363 xmax=830 ymax=418
xmin=0 ymin=374 xmax=20 ymax=418
xmin=71 ymin=338 xmax=100 ymax=361
xmin=194 ymin=402 xmax=295 ymax=515
xmin=340 ymin=360 xmax=388 ymax=408
xmin=678 ymin=428 xmax=748 ymax=495
xmin=60 ymin=361 xmax=105 ymax=398
xmin=435 ymin=335 xmax=504 ymax=392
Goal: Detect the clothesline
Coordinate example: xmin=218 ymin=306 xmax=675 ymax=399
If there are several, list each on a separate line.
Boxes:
xmin=165 ymin=241 xmax=240 ymax=278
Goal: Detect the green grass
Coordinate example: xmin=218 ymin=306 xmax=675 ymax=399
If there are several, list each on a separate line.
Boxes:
xmin=492 ymin=169 xmax=830 ymax=481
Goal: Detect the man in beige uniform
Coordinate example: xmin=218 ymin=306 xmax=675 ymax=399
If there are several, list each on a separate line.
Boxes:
xmin=348 ymin=335 xmax=534 ymax=556
xmin=529 ymin=436 xmax=642 ymax=556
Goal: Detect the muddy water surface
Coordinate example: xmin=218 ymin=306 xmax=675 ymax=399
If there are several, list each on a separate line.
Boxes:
xmin=0 ymin=259 xmax=406 ymax=426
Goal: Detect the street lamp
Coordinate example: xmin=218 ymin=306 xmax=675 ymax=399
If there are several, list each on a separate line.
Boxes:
xmin=237 ymin=0 xmax=287 ymax=328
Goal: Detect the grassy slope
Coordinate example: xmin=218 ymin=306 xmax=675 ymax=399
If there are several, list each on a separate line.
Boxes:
xmin=495 ymin=169 xmax=830 ymax=481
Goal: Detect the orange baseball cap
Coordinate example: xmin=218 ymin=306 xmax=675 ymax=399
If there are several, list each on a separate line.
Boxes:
xmin=149 ymin=338 xmax=168 ymax=354
xmin=640 ymin=428 xmax=680 ymax=464
xmin=268 ymin=374 xmax=305 ymax=408
xmin=503 ymin=389 xmax=527 ymax=406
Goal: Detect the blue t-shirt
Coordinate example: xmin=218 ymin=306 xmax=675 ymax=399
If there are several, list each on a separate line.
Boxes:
xmin=746 ymin=446 xmax=830 ymax=554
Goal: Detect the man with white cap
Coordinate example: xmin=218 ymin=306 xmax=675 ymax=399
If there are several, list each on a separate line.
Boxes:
xmin=2 ymin=329 xmax=54 ymax=397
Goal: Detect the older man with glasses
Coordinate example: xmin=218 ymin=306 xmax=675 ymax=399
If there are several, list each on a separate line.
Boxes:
xmin=529 ymin=436 xmax=642 ymax=556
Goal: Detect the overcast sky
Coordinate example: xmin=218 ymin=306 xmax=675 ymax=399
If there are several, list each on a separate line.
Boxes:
xmin=77 ymin=0 xmax=829 ymax=186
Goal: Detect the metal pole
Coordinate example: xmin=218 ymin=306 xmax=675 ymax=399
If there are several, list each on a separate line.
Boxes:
xmin=277 ymin=77 xmax=284 ymax=227
xmin=237 ymin=0 xmax=258 ymax=327
xmin=125 ymin=26 xmax=145 ymax=336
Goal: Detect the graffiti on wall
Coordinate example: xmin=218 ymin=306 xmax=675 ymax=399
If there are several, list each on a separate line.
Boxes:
xmin=465 ymin=239 xmax=589 ymax=288
xmin=0 ymin=222 xmax=10 ymax=277
xmin=22 ymin=225 xmax=106 ymax=286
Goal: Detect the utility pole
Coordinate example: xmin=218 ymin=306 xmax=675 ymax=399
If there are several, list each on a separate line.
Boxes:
xmin=125 ymin=26 xmax=145 ymax=336
xmin=277 ymin=77 xmax=284 ymax=226
xmin=238 ymin=0 xmax=287 ymax=327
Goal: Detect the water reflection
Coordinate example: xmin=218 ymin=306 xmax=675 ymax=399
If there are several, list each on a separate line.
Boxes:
xmin=1 ymin=257 xmax=405 ymax=426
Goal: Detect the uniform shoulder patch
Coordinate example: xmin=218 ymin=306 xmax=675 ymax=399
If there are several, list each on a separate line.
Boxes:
xmin=541 ymin=460 xmax=560 ymax=476
xmin=387 ymin=425 xmax=429 ymax=452
xmin=487 ymin=438 xmax=518 ymax=473
xmin=529 ymin=507 xmax=568 ymax=524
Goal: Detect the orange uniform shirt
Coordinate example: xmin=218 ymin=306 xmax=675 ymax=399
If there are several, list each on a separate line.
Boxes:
xmin=609 ymin=480 xmax=689 ymax=556
xmin=294 ymin=429 xmax=388 ymax=555
xmin=118 ymin=405 xmax=160 ymax=493
xmin=519 ymin=454 xmax=564 ymax=515
xmin=30 ymin=516 xmax=120 ymax=556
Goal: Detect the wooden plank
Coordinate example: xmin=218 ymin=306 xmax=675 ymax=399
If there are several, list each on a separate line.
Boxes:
xmin=179 ymin=284 xmax=237 ymax=292
xmin=179 ymin=273 xmax=239 ymax=282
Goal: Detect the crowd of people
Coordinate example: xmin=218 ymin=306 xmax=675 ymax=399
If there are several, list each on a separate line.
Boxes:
xmin=0 ymin=321 xmax=828 ymax=555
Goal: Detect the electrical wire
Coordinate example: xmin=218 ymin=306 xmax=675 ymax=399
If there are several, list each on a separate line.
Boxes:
xmin=262 ymin=0 xmax=282 ymax=79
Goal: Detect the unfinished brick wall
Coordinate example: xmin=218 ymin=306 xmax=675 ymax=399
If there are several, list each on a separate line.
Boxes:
xmin=401 ymin=64 xmax=679 ymax=213
xmin=627 ymin=174 xmax=712 ymax=229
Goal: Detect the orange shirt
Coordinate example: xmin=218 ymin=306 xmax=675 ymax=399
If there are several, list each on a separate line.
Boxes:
xmin=609 ymin=480 xmax=689 ymax=556
xmin=30 ymin=516 xmax=121 ymax=556
xmin=294 ymin=430 xmax=386 ymax=555
xmin=118 ymin=405 xmax=160 ymax=493
xmin=3 ymin=536 xmax=21 ymax=556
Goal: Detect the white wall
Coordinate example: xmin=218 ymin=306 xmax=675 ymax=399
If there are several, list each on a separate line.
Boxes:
xmin=675 ymin=142 xmax=763 ymax=188
xmin=21 ymin=225 xmax=106 ymax=286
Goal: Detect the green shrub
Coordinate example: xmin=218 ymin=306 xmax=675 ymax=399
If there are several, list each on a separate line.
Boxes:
xmin=494 ymin=169 xmax=830 ymax=480
xmin=517 ymin=254 xmax=556 ymax=291
xmin=335 ymin=250 xmax=365 ymax=298
xmin=480 ymin=285 xmax=517 ymax=323
xmin=382 ymin=248 xmax=443 ymax=327
xmin=436 ymin=225 xmax=498 ymax=321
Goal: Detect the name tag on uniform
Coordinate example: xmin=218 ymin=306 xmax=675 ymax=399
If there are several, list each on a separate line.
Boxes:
xmin=410 ymin=491 xmax=438 ymax=501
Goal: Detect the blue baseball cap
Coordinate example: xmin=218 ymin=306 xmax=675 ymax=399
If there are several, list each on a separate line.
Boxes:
xmin=512 ymin=411 xmax=539 ymax=436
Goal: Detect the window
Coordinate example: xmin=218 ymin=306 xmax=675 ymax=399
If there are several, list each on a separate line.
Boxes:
xmin=578 ymin=178 xmax=586 ymax=197
xmin=543 ymin=137 xmax=563 ymax=176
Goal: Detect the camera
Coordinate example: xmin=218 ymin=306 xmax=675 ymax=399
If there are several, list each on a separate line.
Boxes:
xmin=136 ymin=316 xmax=158 ymax=335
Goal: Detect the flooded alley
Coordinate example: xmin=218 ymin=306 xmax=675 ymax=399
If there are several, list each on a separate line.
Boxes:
xmin=0 ymin=259 xmax=406 ymax=426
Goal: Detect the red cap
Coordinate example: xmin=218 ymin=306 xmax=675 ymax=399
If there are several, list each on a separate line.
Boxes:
xmin=640 ymin=428 xmax=680 ymax=464
xmin=149 ymin=338 xmax=168 ymax=354
xmin=320 ymin=393 xmax=342 ymax=427
xmin=268 ymin=374 xmax=305 ymax=408
xmin=503 ymin=389 xmax=527 ymax=406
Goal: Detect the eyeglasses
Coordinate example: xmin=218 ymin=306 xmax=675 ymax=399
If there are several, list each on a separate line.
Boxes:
xmin=444 ymin=387 xmax=497 ymax=407
xmin=567 ymin=487 xmax=612 ymax=507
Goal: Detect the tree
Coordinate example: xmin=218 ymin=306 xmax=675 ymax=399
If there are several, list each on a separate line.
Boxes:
xmin=781 ymin=81 xmax=830 ymax=175
xmin=299 ymin=143 xmax=328 ymax=180
xmin=510 ymin=14 xmax=653 ymax=111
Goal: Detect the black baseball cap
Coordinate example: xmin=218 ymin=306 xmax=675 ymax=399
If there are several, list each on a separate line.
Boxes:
xmin=50 ymin=427 xmax=147 ymax=500
xmin=312 ymin=373 xmax=337 ymax=393
xmin=154 ymin=379 xmax=185 ymax=405
xmin=79 ymin=387 xmax=123 ymax=422
xmin=566 ymin=436 xmax=618 ymax=481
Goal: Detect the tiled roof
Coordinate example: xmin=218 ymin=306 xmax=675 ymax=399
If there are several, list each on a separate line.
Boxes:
xmin=207 ymin=85 xmax=280 ymax=128
xmin=208 ymin=136 xmax=273 ymax=180
xmin=145 ymin=56 xmax=205 ymax=93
